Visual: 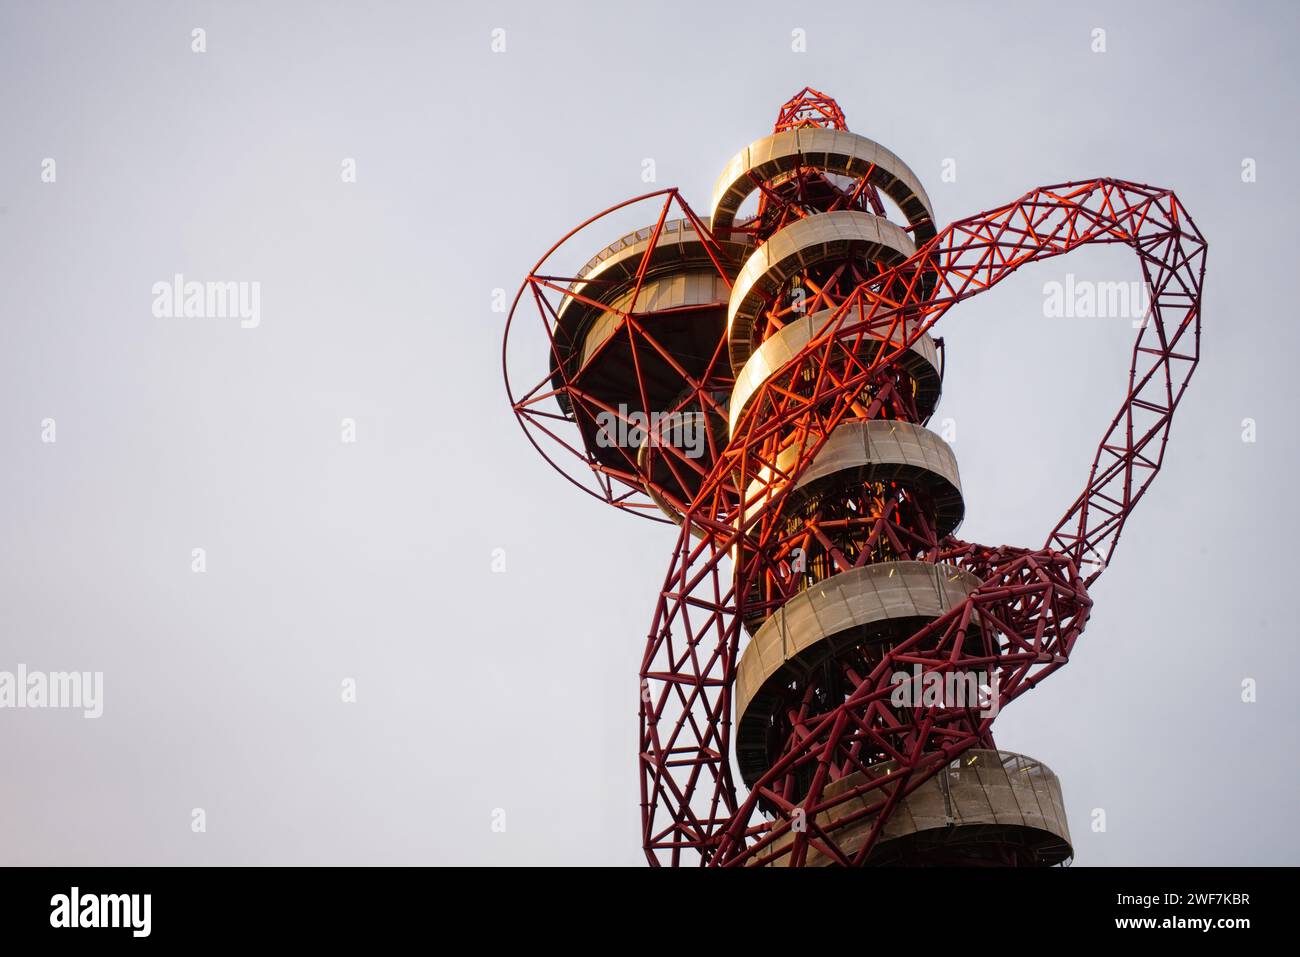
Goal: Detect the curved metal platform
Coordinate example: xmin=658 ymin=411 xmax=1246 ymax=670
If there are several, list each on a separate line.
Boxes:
xmin=734 ymin=560 xmax=981 ymax=747
xmin=709 ymin=127 xmax=937 ymax=246
xmin=726 ymin=210 xmax=918 ymax=373
xmin=729 ymin=309 xmax=942 ymax=435
xmin=575 ymin=270 xmax=731 ymax=370
xmin=758 ymin=750 xmax=1073 ymax=867
xmin=558 ymin=218 xmax=746 ymax=319
xmin=550 ymin=218 xmax=749 ymax=391
xmin=741 ymin=419 xmax=964 ymax=535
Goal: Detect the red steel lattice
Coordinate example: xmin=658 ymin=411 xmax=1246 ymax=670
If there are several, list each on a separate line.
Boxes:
xmin=503 ymin=93 xmax=1206 ymax=867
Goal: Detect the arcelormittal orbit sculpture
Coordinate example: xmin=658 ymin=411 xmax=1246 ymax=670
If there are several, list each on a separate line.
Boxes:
xmin=503 ymin=88 xmax=1206 ymax=866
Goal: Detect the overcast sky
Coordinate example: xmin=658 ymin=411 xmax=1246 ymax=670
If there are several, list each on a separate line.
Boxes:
xmin=1 ymin=0 xmax=1296 ymax=865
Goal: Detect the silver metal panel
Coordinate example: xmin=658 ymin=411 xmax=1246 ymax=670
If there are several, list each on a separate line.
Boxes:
xmin=709 ymin=128 xmax=936 ymax=243
xmin=734 ymin=561 xmax=981 ymax=725
xmin=758 ymin=750 xmax=1073 ymax=867
xmin=740 ymin=419 xmax=964 ymax=533
xmin=728 ymin=310 xmax=940 ymax=435
xmin=578 ymin=270 xmax=730 ymax=367
xmin=726 ymin=211 xmax=917 ymax=373
xmin=553 ymin=217 xmax=750 ymax=357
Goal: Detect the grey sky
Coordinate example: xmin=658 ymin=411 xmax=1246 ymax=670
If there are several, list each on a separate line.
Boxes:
xmin=0 ymin=0 xmax=1296 ymax=865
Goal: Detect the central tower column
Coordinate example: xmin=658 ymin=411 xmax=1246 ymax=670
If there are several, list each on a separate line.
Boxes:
xmin=716 ymin=89 xmax=1072 ymax=866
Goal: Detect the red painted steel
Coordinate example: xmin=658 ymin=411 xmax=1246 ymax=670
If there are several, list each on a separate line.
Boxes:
xmin=503 ymin=92 xmax=1206 ymax=866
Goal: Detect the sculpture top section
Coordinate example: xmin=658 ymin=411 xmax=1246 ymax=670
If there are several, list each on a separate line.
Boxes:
xmin=773 ymin=86 xmax=848 ymax=133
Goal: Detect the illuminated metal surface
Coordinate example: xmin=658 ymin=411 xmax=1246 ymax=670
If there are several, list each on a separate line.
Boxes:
xmin=729 ymin=309 xmax=941 ymax=435
xmin=726 ymin=210 xmax=917 ymax=373
xmin=709 ymin=127 xmax=936 ymax=242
